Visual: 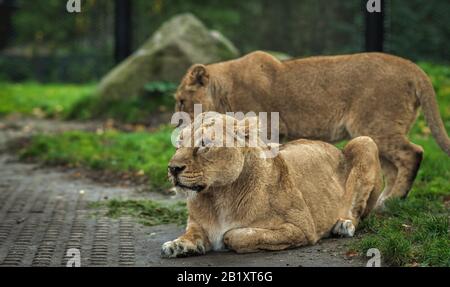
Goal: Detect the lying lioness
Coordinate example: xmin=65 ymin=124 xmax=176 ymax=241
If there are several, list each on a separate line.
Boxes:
xmin=161 ymin=113 xmax=382 ymax=257
xmin=174 ymin=51 xmax=450 ymax=206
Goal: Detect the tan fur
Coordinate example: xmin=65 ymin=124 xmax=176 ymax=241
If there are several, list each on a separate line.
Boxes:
xmin=175 ymin=51 xmax=450 ymax=204
xmin=161 ymin=114 xmax=383 ymax=257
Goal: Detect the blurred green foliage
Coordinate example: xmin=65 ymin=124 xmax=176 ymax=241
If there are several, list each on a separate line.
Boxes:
xmin=67 ymin=81 xmax=176 ymax=123
xmin=132 ymin=0 xmax=364 ymax=56
xmin=12 ymin=0 xmax=113 ymax=50
xmin=1 ymin=0 xmax=114 ymax=82
xmin=2 ymin=0 xmax=448 ymax=82
xmin=388 ymin=0 xmax=449 ymax=63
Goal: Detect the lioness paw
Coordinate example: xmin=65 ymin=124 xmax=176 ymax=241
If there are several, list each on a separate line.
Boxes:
xmin=332 ymin=219 xmax=355 ymax=238
xmin=161 ymin=239 xmax=205 ymax=258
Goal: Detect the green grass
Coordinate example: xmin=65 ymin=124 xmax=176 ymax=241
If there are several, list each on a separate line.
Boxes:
xmin=90 ymin=199 xmax=187 ymax=226
xmin=0 ymin=81 xmax=176 ymax=123
xmin=0 ymin=82 xmax=94 ymax=118
xmin=356 ymin=199 xmax=449 ymax=266
xmin=66 ymin=92 xmax=174 ymax=123
xmin=18 ymin=127 xmax=175 ymax=189
xmin=354 ymin=139 xmax=450 ymax=267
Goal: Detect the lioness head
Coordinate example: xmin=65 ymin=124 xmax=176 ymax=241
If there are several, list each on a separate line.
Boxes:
xmin=174 ymin=64 xmax=215 ymax=118
xmin=168 ymin=113 xmax=263 ymax=194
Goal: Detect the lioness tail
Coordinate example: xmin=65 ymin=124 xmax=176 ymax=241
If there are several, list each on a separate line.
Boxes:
xmin=415 ymin=69 xmax=450 ymax=156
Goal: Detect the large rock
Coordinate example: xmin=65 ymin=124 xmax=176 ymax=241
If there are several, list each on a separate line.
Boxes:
xmin=97 ymin=13 xmax=240 ymax=100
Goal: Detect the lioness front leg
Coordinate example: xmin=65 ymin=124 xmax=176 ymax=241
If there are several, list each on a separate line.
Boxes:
xmin=161 ymin=220 xmax=210 ymax=258
xmin=223 ymin=224 xmax=309 ymax=253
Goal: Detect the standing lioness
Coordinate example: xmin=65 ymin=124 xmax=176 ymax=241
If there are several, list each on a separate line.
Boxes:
xmin=174 ymin=51 xmax=450 ymax=205
xmin=161 ymin=113 xmax=382 ymax=257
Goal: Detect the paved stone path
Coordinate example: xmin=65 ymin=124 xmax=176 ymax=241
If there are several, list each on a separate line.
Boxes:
xmin=0 ymin=118 xmax=365 ymax=267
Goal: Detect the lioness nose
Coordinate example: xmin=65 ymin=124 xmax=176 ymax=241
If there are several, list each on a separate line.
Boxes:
xmin=168 ymin=165 xmax=186 ymax=176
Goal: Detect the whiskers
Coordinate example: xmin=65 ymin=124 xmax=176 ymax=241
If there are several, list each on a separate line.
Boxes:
xmin=185 ymin=189 xmax=198 ymax=200
xmin=174 ymin=185 xmax=198 ymax=200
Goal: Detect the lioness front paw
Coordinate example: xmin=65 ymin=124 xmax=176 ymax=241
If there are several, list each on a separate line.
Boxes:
xmin=161 ymin=239 xmax=206 ymax=258
xmin=332 ymin=219 xmax=355 ymax=238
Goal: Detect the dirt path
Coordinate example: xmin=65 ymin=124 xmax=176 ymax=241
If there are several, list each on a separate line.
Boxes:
xmin=0 ymin=118 xmax=365 ymax=267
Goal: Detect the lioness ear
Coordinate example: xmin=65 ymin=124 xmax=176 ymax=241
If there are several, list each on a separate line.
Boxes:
xmin=188 ymin=64 xmax=209 ymax=87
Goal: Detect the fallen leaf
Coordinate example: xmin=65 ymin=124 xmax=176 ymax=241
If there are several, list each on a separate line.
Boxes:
xmin=402 ymin=224 xmax=412 ymax=231
xmin=345 ymin=250 xmax=359 ymax=258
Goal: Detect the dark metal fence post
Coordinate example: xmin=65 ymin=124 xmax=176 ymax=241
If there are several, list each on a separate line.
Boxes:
xmin=364 ymin=0 xmax=385 ymax=52
xmin=114 ymin=0 xmax=132 ymax=63
xmin=0 ymin=0 xmax=18 ymax=50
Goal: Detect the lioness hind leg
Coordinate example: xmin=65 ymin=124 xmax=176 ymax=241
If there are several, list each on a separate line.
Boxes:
xmin=223 ymin=225 xmax=311 ymax=253
xmin=378 ymin=157 xmax=397 ymax=207
xmin=344 ymin=171 xmax=382 ymax=226
xmin=342 ymin=137 xmax=384 ymax=224
xmin=376 ymin=138 xmax=423 ymax=206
